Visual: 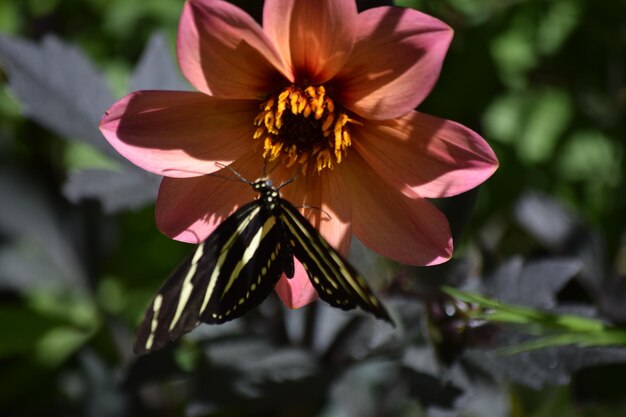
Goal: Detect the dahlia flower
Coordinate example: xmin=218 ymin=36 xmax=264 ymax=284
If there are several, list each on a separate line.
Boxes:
xmin=100 ymin=0 xmax=498 ymax=308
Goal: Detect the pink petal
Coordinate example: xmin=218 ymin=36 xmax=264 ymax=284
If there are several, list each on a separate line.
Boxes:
xmin=334 ymin=6 xmax=453 ymax=120
xmin=155 ymin=151 xmax=264 ymax=243
xmin=340 ymin=152 xmax=452 ymax=265
xmin=178 ymin=0 xmax=292 ymax=98
xmin=99 ymin=91 xmax=258 ymax=178
xmin=263 ymin=0 xmax=357 ymax=84
xmin=275 ymin=261 xmax=319 ymax=309
xmin=353 ymin=111 xmax=499 ymax=198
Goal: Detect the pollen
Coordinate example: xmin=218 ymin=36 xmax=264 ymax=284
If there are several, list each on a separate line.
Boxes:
xmin=253 ymin=85 xmax=358 ymax=174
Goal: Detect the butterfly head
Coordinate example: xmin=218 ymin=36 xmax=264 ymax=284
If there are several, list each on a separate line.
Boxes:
xmin=252 ymin=178 xmax=280 ymax=211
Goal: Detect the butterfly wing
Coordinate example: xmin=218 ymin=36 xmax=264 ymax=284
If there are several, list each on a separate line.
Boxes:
xmin=278 ymin=200 xmax=393 ymax=324
xmin=197 ymin=204 xmax=289 ymax=325
xmin=134 ymin=201 xmax=287 ymax=354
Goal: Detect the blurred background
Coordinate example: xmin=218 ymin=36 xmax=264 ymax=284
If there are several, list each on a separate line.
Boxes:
xmin=1 ymin=0 xmax=625 ymax=416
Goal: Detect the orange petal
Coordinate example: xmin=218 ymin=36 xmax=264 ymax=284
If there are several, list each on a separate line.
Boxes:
xmin=334 ymin=6 xmax=453 ymax=120
xmin=263 ymin=0 xmax=356 ymax=84
xmin=340 ymin=152 xmax=452 ymax=265
xmin=99 ymin=91 xmax=258 ymax=177
xmin=178 ymin=0 xmax=292 ymax=98
xmin=155 ymin=151 xmax=264 ymax=243
xmin=353 ymin=111 xmax=499 ymax=198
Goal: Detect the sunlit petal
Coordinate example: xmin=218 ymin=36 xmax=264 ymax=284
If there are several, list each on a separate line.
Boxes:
xmin=354 ymin=111 xmax=499 ymax=198
xmin=99 ymin=91 xmax=257 ymax=178
xmin=335 ymin=6 xmax=453 ymax=120
xmin=178 ymin=0 xmax=292 ymax=98
xmin=341 ymin=152 xmax=452 ymax=265
xmin=263 ymin=0 xmax=357 ymax=83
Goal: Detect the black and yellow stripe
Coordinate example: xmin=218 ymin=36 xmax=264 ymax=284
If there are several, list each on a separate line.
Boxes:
xmin=134 ymin=178 xmax=393 ymax=354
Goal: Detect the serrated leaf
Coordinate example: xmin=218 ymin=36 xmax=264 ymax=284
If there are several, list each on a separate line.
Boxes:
xmin=204 ymin=339 xmax=316 ymax=381
xmin=403 ymin=366 xmax=464 ymax=409
xmin=466 ymin=332 xmax=626 ymax=389
xmin=515 ymin=192 xmax=577 ymax=250
xmin=600 ymin=277 xmax=626 ymax=325
xmin=63 ymin=168 xmax=160 ymax=213
xmin=488 ymin=258 xmax=582 ymax=308
xmin=324 ymin=360 xmax=398 ymax=417
xmin=79 ymin=352 xmax=129 ymax=417
xmin=0 ymin=167 xmax=87 ymax=293
xmin=402 ymin=348 xmax=464 ymax=409
xmin=191 ymin=338 xmax=326 ymax=410
xmin=129 ymin=32 xmax=190 ymax=92
xmin=0 ymin=34 xmax=117 ymax=157
xmin=514 ymin=191 xmax=606 ymax=295
xmin=58 ymin=32 xmax=183 ymax=213
xmin=0 ymin=33 xmax=162 ymax=213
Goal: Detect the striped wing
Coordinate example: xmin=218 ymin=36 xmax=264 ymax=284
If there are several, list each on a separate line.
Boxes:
xmin=278 ymin=200 xmax=393 ymax=324
xmin=134 ymin=201 xmax=290 ymax=354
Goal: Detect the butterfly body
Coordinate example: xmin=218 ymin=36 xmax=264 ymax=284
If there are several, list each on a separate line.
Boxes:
xmin=135 ymin=178 xmax=392 ymax=354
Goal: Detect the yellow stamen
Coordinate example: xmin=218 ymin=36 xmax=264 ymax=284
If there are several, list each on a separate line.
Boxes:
xmin=264 ymin=112 xmax=276 ymax=133
xmin=303 ymin=104 xmax=312 ymax=118
xmin=253 ymin=84 xmax=357 ymax=174
xmin=321 ymin=113 xmax=334 ymax=133
xmin=263 ymin=97 xmax=275 ymax=111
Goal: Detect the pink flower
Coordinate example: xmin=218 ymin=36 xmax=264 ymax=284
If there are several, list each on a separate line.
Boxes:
xmin=100 ymin=0 xmax=498 ymax=309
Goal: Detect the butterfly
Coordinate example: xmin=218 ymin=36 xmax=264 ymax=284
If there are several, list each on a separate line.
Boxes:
xmin=134 ymin=172 xmax=393 ymax=354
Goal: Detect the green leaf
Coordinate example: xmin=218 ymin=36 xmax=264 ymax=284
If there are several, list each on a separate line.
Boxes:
xmin=557 ymin=130 xmax=622 ymax=185
xmin=27 ymin=0 xmax=59 ymax=16
xmin=517 ymin=89 xmax=572 ymax=164
xmin=483 ymin=89 xmax=572 ymax=163
xmin=0 ymin=2 xmax=21 ymax=33
xmin=490 ymin=12 xmax=537 ymax=87
xmin=502 ymin=331 xmax=626 ymax=354
xmin=0 ymin=306 xmax=57 ymax=357
xmin=28 ymin=291 xmax=100 ymax=330
xmin=393 ymin=0 xmax=424 ymax=9
xmin=483 ymin=93 xmax=525 ymax=145
xmin=35 ymin=326 xmax=94 ymax=367
xmin=64 ymin=142 xmax=121 ymax=172
xmin=537 ymin=0 xmax=582 ymax=55
xmin=443 ymin=287 xmax=626 ymax=351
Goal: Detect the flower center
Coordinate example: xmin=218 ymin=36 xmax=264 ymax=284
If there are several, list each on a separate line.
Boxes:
xmin=253 ymin=85 xmax=357 ymax=173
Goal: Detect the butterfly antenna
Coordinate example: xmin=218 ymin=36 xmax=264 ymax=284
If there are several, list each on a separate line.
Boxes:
xmin=277 ymin=167 xmax=300 ymax=190
xmin=296 ymin=204 xmax=333 ymax=220
xmin=214 ymin=162 xmax=252 ymax=184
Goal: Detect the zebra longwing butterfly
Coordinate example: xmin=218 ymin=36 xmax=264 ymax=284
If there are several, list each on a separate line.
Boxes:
xmin=135 ymin=175 xmax=393 ymax=354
